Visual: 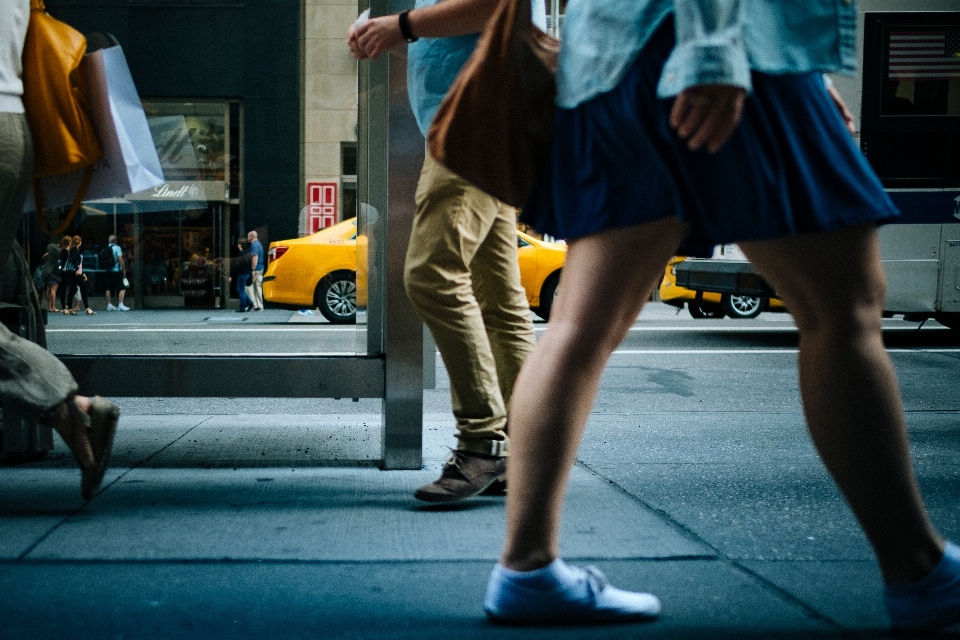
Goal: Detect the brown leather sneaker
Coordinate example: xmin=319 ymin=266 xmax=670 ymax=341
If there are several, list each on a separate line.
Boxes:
xmin=414 ymin=450 xmax=507 ymax=502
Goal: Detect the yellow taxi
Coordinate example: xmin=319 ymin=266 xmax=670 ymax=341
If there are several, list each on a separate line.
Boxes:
xmin=263 ymin=218 xmax=566 ymax=323
xmin=659 ymin=256 xmax=786 ymax=319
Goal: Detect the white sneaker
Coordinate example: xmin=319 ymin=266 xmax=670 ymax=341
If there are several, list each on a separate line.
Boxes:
xmin=106 ymin=304 xmax=117 ymax=311
xmin=118 ymin=304 xmax=130 ymax=311
xmin=485 ymin=559 xmax=661 ymax=624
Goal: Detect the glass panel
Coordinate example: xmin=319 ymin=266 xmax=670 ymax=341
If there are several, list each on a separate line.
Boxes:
xmin=36 ymin=98 xmax=366 ymax=357
xmin=882 ymin=27 xmax=960 ymax=116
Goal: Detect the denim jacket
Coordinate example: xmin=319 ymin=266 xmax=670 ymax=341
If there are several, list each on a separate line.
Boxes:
xmin=557 ymin=0 xmax=858 ymax=109
xmin=407 ymin=0 xmax=548 ymax=136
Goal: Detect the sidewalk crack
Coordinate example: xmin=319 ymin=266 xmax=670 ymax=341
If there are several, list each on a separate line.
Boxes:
xmin=15 ymin=416 xmax=215 ymax=562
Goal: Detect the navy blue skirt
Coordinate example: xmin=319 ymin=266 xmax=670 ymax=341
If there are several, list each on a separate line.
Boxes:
xmin=521 ymin=17 xmax=899 ymax=256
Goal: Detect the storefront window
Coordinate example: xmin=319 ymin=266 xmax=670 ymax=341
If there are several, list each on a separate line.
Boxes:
xmin=70 ymin=100 xmax=238 ymax=309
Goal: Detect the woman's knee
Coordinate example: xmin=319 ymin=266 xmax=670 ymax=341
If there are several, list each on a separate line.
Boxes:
xmin=789 ymin=285 xmax=886 ymax=341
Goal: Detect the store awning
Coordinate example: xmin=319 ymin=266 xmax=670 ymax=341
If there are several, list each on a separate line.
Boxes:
xmin=82 ymin=181 xmax=227 ymax=214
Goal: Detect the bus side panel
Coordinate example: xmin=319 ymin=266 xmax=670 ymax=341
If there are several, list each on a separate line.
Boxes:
xmin=941 ymin=225 xmax=960 ymax=312
xmin=878 ymin=224 xmax=941 ymax=312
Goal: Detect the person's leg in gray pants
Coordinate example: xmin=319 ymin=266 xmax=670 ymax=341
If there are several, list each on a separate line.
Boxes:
xmin=0 ymin=111 xmax=118 ymax=499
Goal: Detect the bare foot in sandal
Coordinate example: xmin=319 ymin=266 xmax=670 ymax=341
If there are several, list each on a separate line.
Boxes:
xmin=41 ymin=396 xmax=120 ymax=500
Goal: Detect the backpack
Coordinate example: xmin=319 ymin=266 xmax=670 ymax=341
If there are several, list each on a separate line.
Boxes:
xmin=100 ymin=244 xmax=117 ymax=270
xmin=60 ymin=250 xmax=75 ymax=273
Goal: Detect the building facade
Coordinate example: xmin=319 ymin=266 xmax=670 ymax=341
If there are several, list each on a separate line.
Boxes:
xmin=35 ymin=0 xmax=356 ymax=308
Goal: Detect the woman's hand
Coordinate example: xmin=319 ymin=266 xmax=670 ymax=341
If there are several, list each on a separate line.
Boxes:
xmin=826 ymin=84 xmax=856 ymax=136
xmin=670 ymin=84 xmax=746 ymax=153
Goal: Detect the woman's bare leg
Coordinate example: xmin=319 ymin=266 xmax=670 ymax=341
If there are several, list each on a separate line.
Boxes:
xmin=500 ymin=218 xmax=688 ymax=571
xmin=739 ymin=225 xmax=943 ymax=586
xmin=46 ymin=283 xmax=58 ymax=311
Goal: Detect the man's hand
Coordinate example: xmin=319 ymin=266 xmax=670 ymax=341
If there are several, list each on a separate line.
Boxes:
xmin=349 ymin=16 xmax=405 ymax=62
xmin=826 ymin=84 xmax=856 ymax=136
xmin=669 ymin=84 xmax=746 ymax=153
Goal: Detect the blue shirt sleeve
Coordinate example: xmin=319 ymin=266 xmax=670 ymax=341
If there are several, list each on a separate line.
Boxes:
xmin=656 ymin=0 xmax=752 ymax=98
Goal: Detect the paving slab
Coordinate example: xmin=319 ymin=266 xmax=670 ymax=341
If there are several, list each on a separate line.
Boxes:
xmin=22 ymin=466 xmax=707 ymax=562
xmin=0 ymin=560 xmax=849 ymax=640
xmin=0 ymin=470 xmax=86 ymax=559
xmin=741 ymin=560 xmax=887 ymax=631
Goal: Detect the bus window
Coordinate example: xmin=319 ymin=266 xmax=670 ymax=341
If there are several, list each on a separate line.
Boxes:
xmin=861 ymin=14 xmax=960 ymax=188
xmin=882 ymin=28 xmax=960 ymax=116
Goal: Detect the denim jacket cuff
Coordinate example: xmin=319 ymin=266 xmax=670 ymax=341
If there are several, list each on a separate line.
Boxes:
xmin=656 ymin=41 xmax=752 ymax=98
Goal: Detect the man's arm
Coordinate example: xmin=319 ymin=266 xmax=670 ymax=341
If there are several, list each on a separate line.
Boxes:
xmin=348 ymin=0 xmax=497 ymax=62
xmin=251 ymin=253 xmax=259 ymax=271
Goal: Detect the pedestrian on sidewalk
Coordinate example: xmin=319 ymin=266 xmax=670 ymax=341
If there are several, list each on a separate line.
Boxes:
xmin=56 ymin=235 xmax=75 ymax=314
xmin=230 ymin=238 xmax=254 ymax=312
xmin=0 ymin=0 xmax=118 ymax=499
xmin=103 ymin=234 xmax=129 ymax=311
xmin=482 ymin=0 xmax=960 ymax=633
xmin=67 ymin=235 xmax=95 ymax=315
xmin=40 ymin=240 xmax=61 ymax=312
xmin=247 ymin=229 xmax=265 ymax=311
xmin=348 ymin=0 xmax=541 ymax=502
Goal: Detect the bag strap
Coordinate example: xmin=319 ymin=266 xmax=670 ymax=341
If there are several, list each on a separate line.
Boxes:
xmin=34 ymin=167 xmax=94 ymax=237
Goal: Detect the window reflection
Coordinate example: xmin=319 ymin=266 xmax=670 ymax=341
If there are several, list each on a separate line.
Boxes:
xmin=882 ymin=28 xmax=960 ymax=116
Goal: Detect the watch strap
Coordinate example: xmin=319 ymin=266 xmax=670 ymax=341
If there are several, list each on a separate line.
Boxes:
xmin=398 ymin=10 xmax=418 ymax=43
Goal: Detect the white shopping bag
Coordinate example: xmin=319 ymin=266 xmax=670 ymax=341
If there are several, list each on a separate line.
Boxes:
xmin=25 ymin=46 xmax=165 ymax=212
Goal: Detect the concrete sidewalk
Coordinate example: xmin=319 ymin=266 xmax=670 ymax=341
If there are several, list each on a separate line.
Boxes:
xmin=2 ymin=353 xmax=959 ymax=638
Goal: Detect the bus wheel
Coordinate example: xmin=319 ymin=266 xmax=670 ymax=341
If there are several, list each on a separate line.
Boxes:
xmin=722 ymin=294 xmax=763 ymax=319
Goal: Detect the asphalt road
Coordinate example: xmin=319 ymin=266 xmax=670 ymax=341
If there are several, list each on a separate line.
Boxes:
xmin=44 ymin=302 xmax=960 ymax=355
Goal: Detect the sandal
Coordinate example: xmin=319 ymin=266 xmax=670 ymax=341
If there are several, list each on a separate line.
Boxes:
xmin=42 ymin=397 xmax=120 ymax=500
xmin=85 ymin=308 xmax=96 ymax=315
xmin=83 ymin=397 xmax=119 ymax=500
xmin=44 ymin=398 xmax=95 ymax=480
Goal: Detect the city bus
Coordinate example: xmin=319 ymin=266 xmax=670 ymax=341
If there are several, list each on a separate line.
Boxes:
xmin=673 ymin=0 xmax=960 ymax=330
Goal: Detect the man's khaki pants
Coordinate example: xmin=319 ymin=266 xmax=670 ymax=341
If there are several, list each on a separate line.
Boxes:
xmin=249 ymin=271 xmax=264 ymax=310
xmin=404 ymin=155 xmax=535 ymax=457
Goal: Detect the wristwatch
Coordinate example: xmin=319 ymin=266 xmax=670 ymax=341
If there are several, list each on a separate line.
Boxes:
xmin=398 ymin=10 xmax=418 ymax=43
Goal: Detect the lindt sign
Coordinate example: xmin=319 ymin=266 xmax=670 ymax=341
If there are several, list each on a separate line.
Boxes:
xmin=152 ymin=183 xmax=201 ymax=199
xmin=126 ymin=180 xmax=228 ymax=202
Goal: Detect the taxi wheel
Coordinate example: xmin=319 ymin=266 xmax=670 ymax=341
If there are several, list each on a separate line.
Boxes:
xmin=536 ymin=272 xmax=561 ymax=321
xmin=315 ymin=271 xmax=357 ymax=324
xmin=722 ymin=294 xmax=763 ymax=319
xmin=688 ymin=301 xmax=725 ymax=319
